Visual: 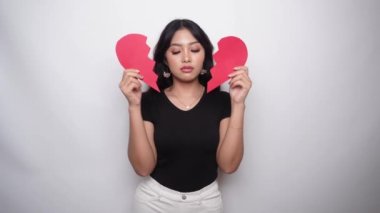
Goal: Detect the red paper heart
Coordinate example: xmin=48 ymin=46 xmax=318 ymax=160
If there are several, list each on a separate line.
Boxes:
xmin=116 ymin=34 xmax=159 ymax=91
xmin=115 ymin=34 xmax=248 ymax=93
xmin=207 ymin=36 xmax=248 ymax=92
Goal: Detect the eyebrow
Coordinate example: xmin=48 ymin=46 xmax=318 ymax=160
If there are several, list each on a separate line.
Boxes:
xmin=170 ymin=41 xmax=200 ymax=47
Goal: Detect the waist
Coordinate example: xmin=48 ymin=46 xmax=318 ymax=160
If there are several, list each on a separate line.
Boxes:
xmin=141 ymin=176 xmax=220 ymax=202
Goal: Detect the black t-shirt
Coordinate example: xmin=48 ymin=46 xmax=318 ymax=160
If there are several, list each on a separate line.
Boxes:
xmin=141 ymin=88 xmax=231 ymax=192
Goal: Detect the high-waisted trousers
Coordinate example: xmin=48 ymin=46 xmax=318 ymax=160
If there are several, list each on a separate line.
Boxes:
xmin=132 ymin=177 xmax=223 ymax=213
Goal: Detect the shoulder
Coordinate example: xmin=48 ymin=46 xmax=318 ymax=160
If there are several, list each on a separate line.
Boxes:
xmin=142 ymin=89 xmax=160 ymax=100
xmin=141 ymin=89 xmax=161 ymax=121
xmin=141 ymin=89 xmax=161 ymax=109
xmin=207 ymin=89 xmax=230 ymax=102
xmin=205 ymin=89 xmax=231 ymax=118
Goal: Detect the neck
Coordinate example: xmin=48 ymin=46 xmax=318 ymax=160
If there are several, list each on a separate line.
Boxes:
xmin=169 ymin=81 xmax=204 ymax=97
xmin=165 ymin=81 xmax=205 ymax=110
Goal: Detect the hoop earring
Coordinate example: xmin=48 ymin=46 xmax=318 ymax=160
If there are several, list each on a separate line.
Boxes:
xmin=163 ymin=71 xmax=171 ymax=78
xmin=200 ymin=69 xmax=207 ymax=75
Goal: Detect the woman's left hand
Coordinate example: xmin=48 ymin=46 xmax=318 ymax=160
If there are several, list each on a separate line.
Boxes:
xmin=228 ymin=66 xmax=252 ymax=104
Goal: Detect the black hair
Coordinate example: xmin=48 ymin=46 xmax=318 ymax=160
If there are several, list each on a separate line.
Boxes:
xmin=153 ymin=19 xmax=214 ymax=91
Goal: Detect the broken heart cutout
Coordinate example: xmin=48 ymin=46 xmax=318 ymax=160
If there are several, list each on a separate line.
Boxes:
xmin=116 ymin=34 xmax=247 ymax=93
xmin=115 ymin=34 xmax=159 ymax=91
xmin=208 ymin=36 xmax=248 ymax=92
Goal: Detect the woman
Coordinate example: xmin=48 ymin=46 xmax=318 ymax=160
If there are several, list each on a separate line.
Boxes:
xmin=119 ymin=19 xmax=252 ymax=213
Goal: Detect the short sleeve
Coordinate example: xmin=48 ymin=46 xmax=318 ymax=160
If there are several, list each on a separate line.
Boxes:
xmin=220 ymin=91 xmax=231 ymax=119
xmin=141 ymin=90 xmax=155 ymax=123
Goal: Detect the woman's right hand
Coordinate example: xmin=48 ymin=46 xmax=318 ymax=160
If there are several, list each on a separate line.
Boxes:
xmin=119 ymin=69 xmax=144 ymax=106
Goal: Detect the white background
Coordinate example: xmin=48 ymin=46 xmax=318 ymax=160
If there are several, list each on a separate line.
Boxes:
xmin=1 ymin=0 xmax=379 ymax=212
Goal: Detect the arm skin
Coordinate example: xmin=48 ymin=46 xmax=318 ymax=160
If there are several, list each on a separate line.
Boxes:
xmin=128 ymin=106 xmax=156 ymax=176
xmin=217 ymin=66 xmax=252 ymax=174
xmin=120 ymin=69 xmax=157 ymax=176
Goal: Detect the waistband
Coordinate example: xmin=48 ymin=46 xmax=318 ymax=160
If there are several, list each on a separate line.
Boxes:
xmin=141 ymin=176 xmax=220 ymax=203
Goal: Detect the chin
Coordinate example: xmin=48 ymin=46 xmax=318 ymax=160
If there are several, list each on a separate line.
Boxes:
xmin=175 ymin=76 xmax=200 ymax=84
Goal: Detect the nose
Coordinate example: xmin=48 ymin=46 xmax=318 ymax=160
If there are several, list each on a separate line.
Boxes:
xmin=182 ymin=50 xmax=191 ymax=63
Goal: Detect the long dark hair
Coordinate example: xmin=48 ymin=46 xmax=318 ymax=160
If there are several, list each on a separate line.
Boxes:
xmin=153 ymin=19 xmax=214 ymax=91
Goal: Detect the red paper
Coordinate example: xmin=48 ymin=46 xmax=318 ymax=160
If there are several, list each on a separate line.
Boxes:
xmin=207 ymin=36 xmax=248 ymax=92
xmin=116 ymin=34 xmax=159 ymax=91
xmin=115 ymin=34 xmax=248 ymax=93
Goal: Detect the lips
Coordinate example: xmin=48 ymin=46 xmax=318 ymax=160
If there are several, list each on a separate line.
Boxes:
xmin=180 ymin=66 xmax=194 ymax=73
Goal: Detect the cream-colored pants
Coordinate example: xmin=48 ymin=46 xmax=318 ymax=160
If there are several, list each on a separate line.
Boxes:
xmin=132 ymin=177 xmax=223 ymax=213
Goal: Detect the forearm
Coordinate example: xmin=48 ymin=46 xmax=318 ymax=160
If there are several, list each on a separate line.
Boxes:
xmin=217 ymin=103 xmax=245 ymax=173
xmin=128 ymin=106 xmax=156 ymax=176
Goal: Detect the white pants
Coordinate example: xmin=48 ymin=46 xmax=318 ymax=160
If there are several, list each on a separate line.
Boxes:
xmin=132 ymin=177 xmax=223 ymax=213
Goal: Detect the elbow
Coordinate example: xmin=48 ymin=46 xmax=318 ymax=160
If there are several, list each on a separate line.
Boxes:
xmin=133 ymin=165 xmax=154 ymax=177
xmin=217 ymin=154 xmax=243 ymax=174
xmin=130 ymin=159 xmax=155 ymax=177
xmin=219 ymin=164 xmax=239 ymax=174
xmin=135 ymin=169 xmax=151 ymax=177
xmin=128 ymin=153 xmax=156 ymax=177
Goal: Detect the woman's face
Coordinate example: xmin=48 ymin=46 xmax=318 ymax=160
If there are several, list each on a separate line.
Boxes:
xmin=165 ymin=28 xmax=205 ymax=83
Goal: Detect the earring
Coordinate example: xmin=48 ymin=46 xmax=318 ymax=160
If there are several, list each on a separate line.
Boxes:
xmin=163 ymin=71 xmax=171 ymax=78
xmin=200 ymin=69 xmax=207 ymax=75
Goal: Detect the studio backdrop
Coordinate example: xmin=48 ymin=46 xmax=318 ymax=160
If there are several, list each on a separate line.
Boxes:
xmin=1 ymin=0 xmax=379 ymax=212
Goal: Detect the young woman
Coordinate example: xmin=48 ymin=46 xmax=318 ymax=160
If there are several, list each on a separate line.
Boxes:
xmin=119 ymin=19 xmax=252 ymax=213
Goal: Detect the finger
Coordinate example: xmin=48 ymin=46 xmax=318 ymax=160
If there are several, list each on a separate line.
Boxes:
xmin=229 ymin=73 xmax=249 ymax=85
xmin=124 ymin=77 xmax=141 ymax=88
xmin=124 ymin=70 xmax=143 ymax=79
xmin=126 ymin=81 xmax=141 ymax=92
xmin=121 ymin=74 xmax=143 ymax=88
xmin=230 ymin=79 xmax=250 ymax=90
xmin=125 ymin=69 xmax=140 ymax=74
xmin=122 ymin=80 xmax=141 ymax=95
xmin=121 ymin=70 xmax=131 ymax=84
xmin=120 ymin=75 xmax=132 ymax=88
xmin=229 ymin=76 xmax=242 ymax=86
xmin=120 ymin=76 xmax=141 ymax=91
xmin=228 ymin=69 xmax=248 ymax=78
xmin=122 ymin=69 xmax=142 ymax=81
xmin=230 ymin=77 xmax=252 ymax=89
xmin=126 ymin=73 xmax=144 ymax=80
xmin=233 ymin=66 xmax=249 ymax=72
